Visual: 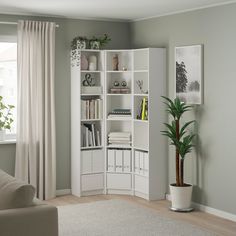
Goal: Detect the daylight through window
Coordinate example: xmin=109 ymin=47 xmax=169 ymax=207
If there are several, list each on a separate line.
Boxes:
xmin=0 ymin=42 xmax=17 ymax=137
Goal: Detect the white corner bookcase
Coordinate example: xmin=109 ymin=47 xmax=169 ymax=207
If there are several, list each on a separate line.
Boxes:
xmin=71 ymin=48 xmax=167 ymax=200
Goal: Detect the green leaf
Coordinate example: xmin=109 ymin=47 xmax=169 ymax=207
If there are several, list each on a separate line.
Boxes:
xmin=179 ymin=120 xmax=195 ymax=138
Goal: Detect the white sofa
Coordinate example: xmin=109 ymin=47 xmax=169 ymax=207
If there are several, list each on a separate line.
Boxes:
xmin=0 ymin=169 xmax=58 ymax=236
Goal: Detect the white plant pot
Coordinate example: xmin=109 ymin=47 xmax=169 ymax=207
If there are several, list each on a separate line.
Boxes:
xmin=169 ymin=183 xmax=193 ymax=211
xmin=0 ymin=130 xmax=6 ymax=141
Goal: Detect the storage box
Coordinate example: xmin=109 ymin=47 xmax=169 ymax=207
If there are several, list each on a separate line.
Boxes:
xmin=81 ymin=86 xmax=102 ymax=94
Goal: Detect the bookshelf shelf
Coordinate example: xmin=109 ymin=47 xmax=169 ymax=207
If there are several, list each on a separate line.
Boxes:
xmin=79 ymin=49 xmax=101 ymax=52
xmin=81 ymin=146 xmax=103 ymax=150
xmin=107 ymin=118 xmax=132 ymax=121
xmin=81 ymin=94 xmax=103 ymax=96
xmin=134 ymin=173 xmax=149 ymax=178
xmin=71 ymin=48 xmax=167 ymax=201
xmin=107 ymin=94 xmax=131 ymax=96
xmin=133 ymin=146 xmax=149 ymax=152
xmin=133 ymin=94 xmax=149 ymax=96
xmin=106 ymin=70 xmax=132 ymax=73
xmin=134 ymin=70 xmax=149 ymax=73
xmin=81 ymin=70 xmax=102 ymax=73
xmin=107 ymin=145 xmax=132 ymax=149
xmin=107 ymin=171 xmax=132 ymax=174
xmin=81 ymin=119 xmax=102 ymax=122
xmin=134 ymin=119 xmax=148 ymax=123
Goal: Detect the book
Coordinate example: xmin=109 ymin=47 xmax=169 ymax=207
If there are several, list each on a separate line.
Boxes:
xmin=99 ymin=99 xmax=103 ymax=119
xmin=85 ymin=127 xmax=89 ymax=147
xmin=91 ymin=123 xmax=96 ymax=146
xmin=82 ymin=122 xmax=101 ymax=147
xmin=141 ymin=97 xmax=146 ymax=120
xmin=86 ymin=100 xmax=90 ymax=119
xmin=89 ymin=130 xmax=93 ymax=146
xmin=82 ymin=98 xmax=103 ymax=120
xmin=137 ymin=98 xmax=148 ymax=120
xmin=96 ymin=130 xmax=101 ymax=146
xmin=81 ymin=100 xmax=86 ymax=120
xmin=95 ymin=100 xmax=98 ymax=119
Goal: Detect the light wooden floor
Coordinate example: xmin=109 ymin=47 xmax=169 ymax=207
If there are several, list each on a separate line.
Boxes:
xmin=47 ymin=194 xmax=236 ymax=236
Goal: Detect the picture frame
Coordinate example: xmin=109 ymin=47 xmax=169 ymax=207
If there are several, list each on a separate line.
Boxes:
xmin=175 ymin=45 xmax=203 ymax=104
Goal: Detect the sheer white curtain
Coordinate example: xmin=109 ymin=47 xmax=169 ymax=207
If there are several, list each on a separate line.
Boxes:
xmin=15 ymin=20 xmax=56 ymax=200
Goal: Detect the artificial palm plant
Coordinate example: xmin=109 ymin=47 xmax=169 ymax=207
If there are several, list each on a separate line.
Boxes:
xmin=161 ymin=96 xmax=195 ymax=187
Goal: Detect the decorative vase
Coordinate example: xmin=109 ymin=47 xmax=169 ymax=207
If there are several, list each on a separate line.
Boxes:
xmin=112 ymin=54 xmax=119 ymax=71
xmin=0 ymin=130 xmax=6 ymax=141
xmin=76 ymin=40 xmax=86 ymax=49
xmin=169 ymin=183 xmax=193 ymax=212
xmin=89 ymin=55 xmax=97 ymax=71
xmin=90 ymin=41 xmax=100 ymax=49
xmin=81 ymin=54 xmax=89 ymax=70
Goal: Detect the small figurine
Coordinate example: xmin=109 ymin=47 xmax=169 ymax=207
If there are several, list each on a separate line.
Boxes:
xmin=82 ymin=73 xmax=95 ymax=86
xmin=113 ymin=81 xmax=120 ymax=87
xmin=112 ymin=54 xmax=119 ymax=71
xmin=136 ymin=80 xmax=148 ymax=94
xmin=121 ymin=81 xmax=127 ymax=87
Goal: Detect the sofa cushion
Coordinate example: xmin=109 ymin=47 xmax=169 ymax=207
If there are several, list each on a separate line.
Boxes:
xmin=0 ymin=169 xmax=35 ymax=210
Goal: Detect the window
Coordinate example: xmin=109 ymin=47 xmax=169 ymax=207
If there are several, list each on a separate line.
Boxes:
xmin=0 ymin=42 xmax=17 ymax=139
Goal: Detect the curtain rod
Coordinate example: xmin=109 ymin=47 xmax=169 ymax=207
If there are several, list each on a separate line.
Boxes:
xmin=0 ymin=21 xmax=59 ymax=28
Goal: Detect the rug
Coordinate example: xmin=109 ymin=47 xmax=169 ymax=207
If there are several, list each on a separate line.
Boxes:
xmin=58 ymin=199 xmax=215 ymax=236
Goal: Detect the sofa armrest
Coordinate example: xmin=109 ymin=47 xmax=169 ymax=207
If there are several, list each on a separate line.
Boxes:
xmin=0 ymin=204 xmax=58 ymax=236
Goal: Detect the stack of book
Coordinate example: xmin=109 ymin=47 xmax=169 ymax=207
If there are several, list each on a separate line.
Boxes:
xmin=108 ymin=109 xmax=131 ymax=119
xmin=110 ymin=88 xmax=130 ymax=94
xmin=81 ymin=98 xmax=103 ymax=120
xmin=108 ymin=132 xmax=131 ymax=147
xmin=81 ymin=123 xmax=101 ymax=147
xmin=136 ymin=97 xmax=148 ymax=120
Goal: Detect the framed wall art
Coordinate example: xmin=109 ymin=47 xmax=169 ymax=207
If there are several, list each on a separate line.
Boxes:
xmin=175 ymin=45 xmax=203 ymax=104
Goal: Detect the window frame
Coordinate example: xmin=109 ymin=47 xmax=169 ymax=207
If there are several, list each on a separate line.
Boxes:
xmin=0 ymin=36 xmax=17 ymax=143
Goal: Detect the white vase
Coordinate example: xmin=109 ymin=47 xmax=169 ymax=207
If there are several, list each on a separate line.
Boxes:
xmin=90 ymin=41 xmax=100 ymax=49
xmin=89 ymin=55 xmax=97 ymax=71
xmin=169 ymin=183 xmax=193 ymax=211
xmin=0 ymin=130 xmax=6 ymax=141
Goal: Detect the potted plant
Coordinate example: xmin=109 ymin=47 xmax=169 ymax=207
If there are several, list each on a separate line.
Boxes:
xmin=0 ymin=96 xmax=15 ymax=141
xmin=70 ymin=36 xmax=88 ymax=65
xmin=161 ymin=96 xmax=195 ymax=211
xmin=71 ymin=36 xmax=88 ymax=51
xmin=89 ymin=34 xmax=111 ymax=49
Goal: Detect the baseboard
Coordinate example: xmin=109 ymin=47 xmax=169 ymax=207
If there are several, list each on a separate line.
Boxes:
xmin=166 ymin=194 xmax=236 ymax=222
xmin=56 ymin=189 xmax=71 ymax=196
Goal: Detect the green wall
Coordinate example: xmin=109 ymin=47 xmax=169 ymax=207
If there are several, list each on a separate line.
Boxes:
xmin=0 ymin=14 xmax=131 ymax=190
xmin=1 ymin=3 xmax=236 ymax=215
xmin=130 ymin=3 xmax=236 ymax=214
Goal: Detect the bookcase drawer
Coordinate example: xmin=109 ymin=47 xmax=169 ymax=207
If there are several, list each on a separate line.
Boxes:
xmin=106 ymin=173 xmax=131 ymax=190
xmin=93 ymin=149 xmax=104 ymax=173
xmin=81 ymin=150 xmax=104 ymax=174
xmin=81 ymin=174 xmax=104 ymax=191
xmin=134 ymin=150 xmax=148 ymax=176
xmin=134 ymin=175 xmax=148 ymax=194
xmin=107 ymin=149 xmax=131 ymax=173
xmin=81 ymin=150 xmax=93 ymax=174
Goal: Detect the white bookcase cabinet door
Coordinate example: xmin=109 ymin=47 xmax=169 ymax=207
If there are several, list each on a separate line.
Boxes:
xmin=92 ymin=149 xmax=104 ymax=173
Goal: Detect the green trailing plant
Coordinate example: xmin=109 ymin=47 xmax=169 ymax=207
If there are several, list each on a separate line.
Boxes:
xmin=89 ymin=34 xmax=111 ymax=48
xmin=161 ymin=96 xmax=195 ymax=187
xmin=0 ymin=96 xmax=15 ymax=130
xmin=70 ymin=34 xmax=111 ymax=59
